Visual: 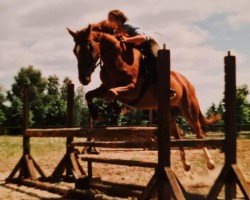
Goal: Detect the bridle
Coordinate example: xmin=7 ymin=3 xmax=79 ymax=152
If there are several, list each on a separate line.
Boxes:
xmin=78 ymin=31 xmax=121 ymax=70
xmin=76 ymin=30 xmax=123 ymax=71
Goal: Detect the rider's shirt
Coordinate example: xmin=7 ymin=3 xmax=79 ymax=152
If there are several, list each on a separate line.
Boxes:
xmin=122 ymin=23 xmax=145 ymax=37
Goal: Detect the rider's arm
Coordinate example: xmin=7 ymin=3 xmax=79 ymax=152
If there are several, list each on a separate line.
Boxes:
xmin=122 ymin=23 xmax=147 ymax=45
xmin=122 ymin=34 xmax=146 ymax=44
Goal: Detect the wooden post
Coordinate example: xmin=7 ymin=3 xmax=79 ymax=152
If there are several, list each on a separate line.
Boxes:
xmin=157 ymin=45 xmax=171 ymax=199
xmin=23 ymin=84 xmax=30 ymax=156
xmin=207 ymin=52 xmax=250 ymax=200
xmin=6 ymin=84 xmax=46 ymax=181
xmin=50 ymin=83 xmax=86 ymax=181
xmin=81 ymin=115 xmax=99 ymax=154
xmin=224 ymin=51 xmax=237 ymax=199
xmin=19 ymin=84 xmax=31 ymax=179
xmin=66 ymin=83 xmax=74 ymax=177
xmin=141 ymin=46 xmax=185 ymax=200
xmin=148 ymin=110 xmax=153 ymax=126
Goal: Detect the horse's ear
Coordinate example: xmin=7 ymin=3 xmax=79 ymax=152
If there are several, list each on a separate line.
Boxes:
xmin=86 ymin=24 xmax=92 ymax=36
xmin=67 ymin=28 xmax=76 ymax=38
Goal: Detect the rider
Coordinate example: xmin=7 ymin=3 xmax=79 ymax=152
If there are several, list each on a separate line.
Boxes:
xmin=108 ymin=9 xmax=159 ymax=84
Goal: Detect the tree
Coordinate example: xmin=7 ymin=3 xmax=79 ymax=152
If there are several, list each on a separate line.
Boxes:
xmin=119 ymin=107 xmax=149 ymax=126
xmin=43 ymin=97 xmax=66 ymax=126
xmin=90 ymin=99 xmax=150 ymax=126
xmin=206 ymin=103 xmax=217 ymax=118
xmin=74 ymin=86 xmax=89 ymax=126
xmin=91 ymin=99 xmax=120 ymax=126
xmin=206 ymin=84 xmax=250 ymax=126
xmin=0 ymin=85 xmax=6 ymax=125
xmin=6 ymin=66 xmax=47 ymax=126
xmin=43 ymin=75 xmax=67 ymax=126
xmin=47 ymin=75 xmax=60 ymax=96
xmin=4 ymin=96 xmax=23 ymax=126
xmin=236 ymin=84 xmax=250 ymax=124
xmin=60 ymin=77 xmax=72 ymax=101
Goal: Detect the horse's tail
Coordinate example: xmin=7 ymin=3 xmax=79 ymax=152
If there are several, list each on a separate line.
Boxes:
xmin=199 ymin=110 xmax=221 ymax=126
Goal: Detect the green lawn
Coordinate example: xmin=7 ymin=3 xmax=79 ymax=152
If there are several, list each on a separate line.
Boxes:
xmin=0 ymin=136 xmax=65 ymax=158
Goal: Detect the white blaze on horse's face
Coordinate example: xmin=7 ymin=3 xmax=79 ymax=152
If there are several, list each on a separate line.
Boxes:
xmin=68 ymin=26 xmax=98 ymax=86
xmin=75 ymin=45 xmax=81 ymax=56
xmin=73 ymin=43 xmax=95 ymax=85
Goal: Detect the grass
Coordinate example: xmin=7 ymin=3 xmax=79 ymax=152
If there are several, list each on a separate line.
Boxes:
xmin=0 ymin=136 xmax=65 ymax=159
xmin=0 ymin=136 xmax=22 ymax=159
xmin=30 ymin=137 xmax=65 ymax=155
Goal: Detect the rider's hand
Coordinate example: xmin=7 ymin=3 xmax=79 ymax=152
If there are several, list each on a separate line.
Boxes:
xmin=120 ymin=36 xmax=127 ymax=43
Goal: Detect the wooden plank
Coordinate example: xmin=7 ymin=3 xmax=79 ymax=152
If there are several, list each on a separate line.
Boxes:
xmin=24 ymin=155 xmax=37 ymax=180
xmin=69 ymin=153 xmax=82 ymax=178
xmin=207 ymin=166 xmax=229 ymax=200
xmin=19 ymin=179 xmax=95 ymax=198
xmin=171 ymin=138 xmax=224 ymax=148
xmin=165 ymin=168 xmax=185 ymax=200
xmin=25 ymin=127 xmax=157 ymax=138
xmin=29 ymin=155 xmax=47 ymax=179
xmin=231 ymin=164 xmax=250 ymax=199
xmin=73 ymin=138 xmax=223 ymax=149
xmin=89 ymin=181 xmax=142 ymax=198
xmin=76 ymin=156 xmax=86 ymax=176
xmin=140 ymin=173 xmax=157 ymax=200
xmin=81 ymin=157 xmax=157 ymax=168
xmin=173 ymin=172 xmax=187 ymax=197
xmin=49 ymin=154 xmax=67 ymax=179
xmin=87 ymin=161 xmax=92 ymax=178
xmin=72 ymin=140 xmax=156 ymax=148
xmin=102 ymin=180 xmax=145 ymax=191
xmin=6 ymin=157 xmax=23 ymax=181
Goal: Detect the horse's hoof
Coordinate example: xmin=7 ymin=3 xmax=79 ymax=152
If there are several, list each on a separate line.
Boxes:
xmin=184 ymin=162 xmax=191 ymax=171
xmin=207 ymin=160 xmax=215 ymax=170
xmin=197 ymin=133 xmax=205 ymax=139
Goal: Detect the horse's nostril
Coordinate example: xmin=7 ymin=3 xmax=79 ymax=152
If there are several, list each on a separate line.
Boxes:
xmin=85 ymin=77 xmax=90 ymax=83
xmin=79 ymin=76 xmax=91 ymax=85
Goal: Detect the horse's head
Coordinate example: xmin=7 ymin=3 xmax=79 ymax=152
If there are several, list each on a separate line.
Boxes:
xmin=67 ymin=24 xmax=100 ymax=85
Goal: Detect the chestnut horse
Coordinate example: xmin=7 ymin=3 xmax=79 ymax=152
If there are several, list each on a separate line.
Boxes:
xmin=67 ymin=21 xmax=220 ymax=170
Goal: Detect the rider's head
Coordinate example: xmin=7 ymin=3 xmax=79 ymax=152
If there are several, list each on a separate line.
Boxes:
xmin=108 ymin=10 xmax=128 ymax=26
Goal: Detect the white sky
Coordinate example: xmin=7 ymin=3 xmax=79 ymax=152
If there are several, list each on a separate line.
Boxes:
xmin=0 ymin=0 xmax=249 ymax=112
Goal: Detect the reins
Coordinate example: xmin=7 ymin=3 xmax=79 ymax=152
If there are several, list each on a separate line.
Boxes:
xmin=91 ymin=31 xmax=122 ymax=69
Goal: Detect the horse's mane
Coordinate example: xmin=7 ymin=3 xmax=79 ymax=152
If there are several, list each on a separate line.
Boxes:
xmin=92 ymin=20 xmax=118 ymax=35
xmin=74 ymin=20 xmax=127 ymax=52
xmin=75 ymin=20 xmax=127 ymax=42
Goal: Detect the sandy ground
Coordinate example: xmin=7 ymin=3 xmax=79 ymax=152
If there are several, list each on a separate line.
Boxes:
xmin=0 ymin=138 xmax=249 ymax=199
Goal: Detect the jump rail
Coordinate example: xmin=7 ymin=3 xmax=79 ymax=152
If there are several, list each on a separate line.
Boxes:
xmin=24 ymin=127 xmax=157 ymax=137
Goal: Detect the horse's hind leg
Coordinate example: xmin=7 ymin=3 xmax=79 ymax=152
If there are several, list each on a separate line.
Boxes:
xmin=181 ymin=108 xmax=215 ymax=170
xmin=203 ymin=147 xmax=215 ymax=170
xmin=193 ymin=121 xmax=215 ymax=169
xmin=171 ymin=113 xmax=190 ymax=171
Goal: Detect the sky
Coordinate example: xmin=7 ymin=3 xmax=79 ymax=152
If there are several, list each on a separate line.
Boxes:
xmin=0 ymin=0 xmax=249 ymax=112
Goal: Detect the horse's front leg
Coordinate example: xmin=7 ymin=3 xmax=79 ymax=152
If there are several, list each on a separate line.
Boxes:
xmin=85 ymin=85 xmax=108 ymax=120
xmin=107 ymin=83 xmax=135 ymax=97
